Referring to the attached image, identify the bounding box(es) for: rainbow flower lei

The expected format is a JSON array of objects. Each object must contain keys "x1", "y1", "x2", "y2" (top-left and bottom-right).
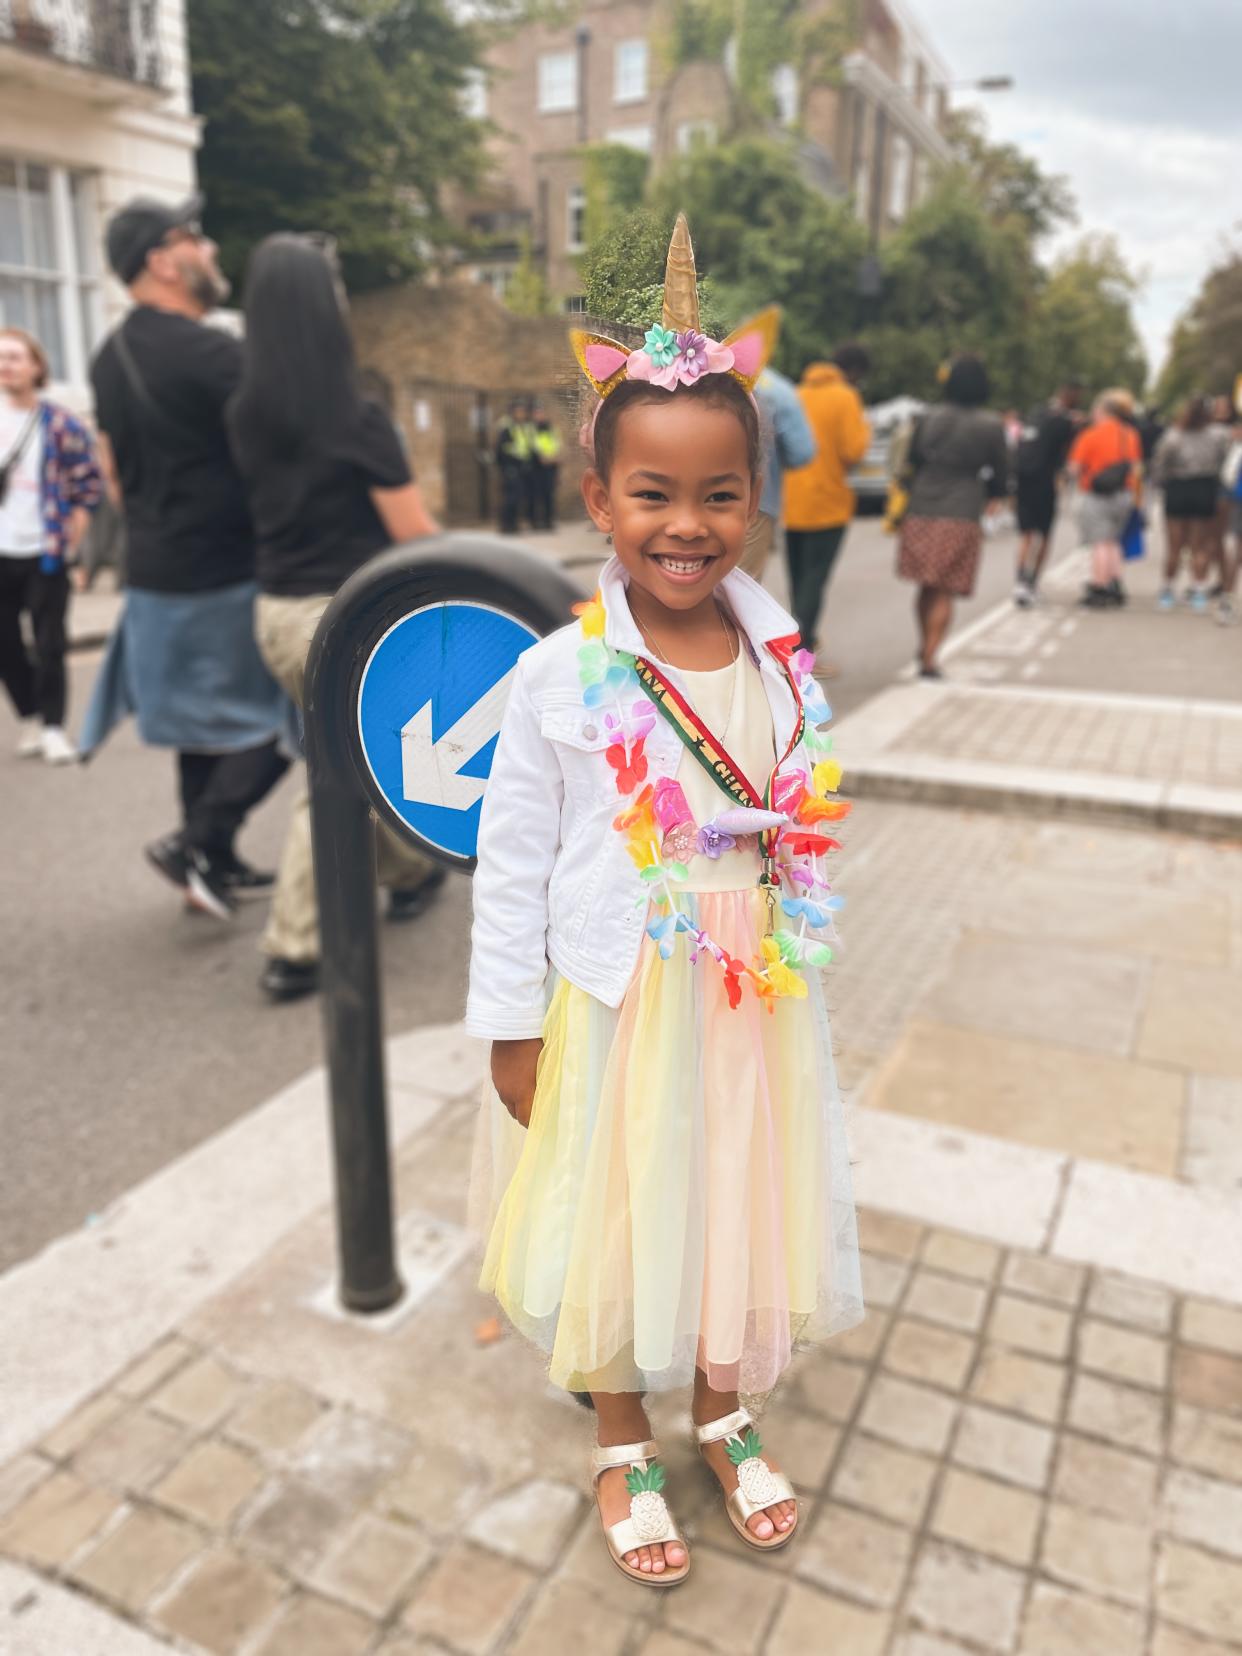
[{"x1": 572, "y1": 593, "x2": 849, "y2": 1009}]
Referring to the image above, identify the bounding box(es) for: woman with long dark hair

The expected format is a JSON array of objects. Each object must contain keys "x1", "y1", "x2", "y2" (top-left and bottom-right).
[
  {"x1": 896, "y1": 354, "x2": 1009, "y2": 678},
  {"x1": 228, "y1": 234, "x2": 442, "y2": 1002},
  {"x1": 1152, "y1": 395, "x2": 1232, "y2": 612}
]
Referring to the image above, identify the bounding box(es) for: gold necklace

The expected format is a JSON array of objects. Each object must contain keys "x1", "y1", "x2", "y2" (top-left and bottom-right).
[{"x1": 635, "y1": 600, "x2": 737, "y2": 671}]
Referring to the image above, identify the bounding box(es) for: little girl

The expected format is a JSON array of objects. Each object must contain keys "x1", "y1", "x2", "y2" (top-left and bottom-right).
[{"x1": 466, "y1": 218, "x2": 863, "y2": 1588}]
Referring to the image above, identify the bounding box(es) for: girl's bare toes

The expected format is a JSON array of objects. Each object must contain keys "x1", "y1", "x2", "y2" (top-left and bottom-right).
[
  {"x1": 651, "y1": 1545, "x2": 666, "y2": 1573},
  {"x1": 749, "y1": 1512, "x2": 775, "y2": 1539},
  {"x1": 666, "y1": 1540, "x2": 687, "y2": 1566},
  {"x1": 625, "y1": 1549, "x2": 639, "y2": 1568},
  {"x1": 637, "y1": 1545, "x2": 653, "y2": 1572}
]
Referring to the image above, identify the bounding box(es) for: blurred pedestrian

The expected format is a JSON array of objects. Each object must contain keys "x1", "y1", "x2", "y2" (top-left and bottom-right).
[
  {"x1": 81, "y1": 194, "x2": 290, "y2": 920},
  {"x1": 496, "y1": 399, "x2": 535, "y2": 534},
  {"x1": 0, "y1": 327, "x2": 101, "y2": 764},
  {"x1": 1012, "y1": 378, "x2": 1085, "y2": 607},
  {"x1": 227, "y1": 233, "x2": 445, "y2": 1002},
  {"x1": 741, "y1": 366, "x2": 816, "y2": 581},
  {"x1": 783, "y1": 344, "x2": 871, "y2": 668},
  {"x1": 530, "y1": 406, "x2": 562, "y2": 531},
  {"x1": 1151, "y1": 395, "x2": 1230, "y2": 612},
  {"x1": 897, "y1": 354, "x2": 1009, "y2": 678},
  {"x1": 1219, "y1": 425, "x2": 1242, "y2": 626},
  {"x1": 1067, "y1": 389, "x2": 1142, "y2": 610}
]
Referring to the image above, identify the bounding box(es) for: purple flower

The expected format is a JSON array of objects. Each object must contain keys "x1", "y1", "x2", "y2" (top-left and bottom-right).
[
  {"x1": 675, "y1": 330, "x2": 710, "y2": 383},
  {"x1": 697, "y1": 823, "x2": 737, "y2": 860}
]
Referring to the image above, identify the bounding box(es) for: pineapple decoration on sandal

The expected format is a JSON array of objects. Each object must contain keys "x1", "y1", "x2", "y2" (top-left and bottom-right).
[{"x1": 571, "y1": 216, "x2": 850, "y2": 1009}]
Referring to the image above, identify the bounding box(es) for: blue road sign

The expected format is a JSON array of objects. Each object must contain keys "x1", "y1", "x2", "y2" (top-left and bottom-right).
[{"x1": 357, "y1": 601, "x2": 538, "y2": 862}]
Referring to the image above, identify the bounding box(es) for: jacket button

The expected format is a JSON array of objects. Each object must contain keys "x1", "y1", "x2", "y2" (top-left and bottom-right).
[{"x1": 582, "y1": 723, "x2": 598, "y2": 741}]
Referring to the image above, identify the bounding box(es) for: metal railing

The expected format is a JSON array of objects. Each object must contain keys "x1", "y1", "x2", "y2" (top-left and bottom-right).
[{"x1": 0, "y1": 0, "x2": 164, "y2": 89}]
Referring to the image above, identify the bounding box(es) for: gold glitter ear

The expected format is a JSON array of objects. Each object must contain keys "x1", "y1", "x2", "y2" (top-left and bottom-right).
[
  {"x1": 570, "y1": 330, "x2": 633, "y2": 398},
  {"x1": 723, "y1": 306, "x2": 782, "y2": 393}
]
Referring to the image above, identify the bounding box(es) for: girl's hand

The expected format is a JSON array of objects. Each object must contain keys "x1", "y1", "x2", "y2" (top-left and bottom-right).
[{"x1": 491, "y1": 1038, "x2": 543, "y2": 1128}]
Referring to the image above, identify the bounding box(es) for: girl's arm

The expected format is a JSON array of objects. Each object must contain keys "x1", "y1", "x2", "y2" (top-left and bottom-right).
[{"x1": 465, "y1": 653, "x2": 563, "y2": 1048}]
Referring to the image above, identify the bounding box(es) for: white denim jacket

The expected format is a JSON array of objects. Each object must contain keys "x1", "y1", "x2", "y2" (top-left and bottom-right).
[{"x1": 464, "y1": 557, "x2": 810, "y2": 1040}]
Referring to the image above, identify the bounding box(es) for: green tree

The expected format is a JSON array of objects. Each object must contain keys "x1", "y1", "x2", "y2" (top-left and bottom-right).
[
  {"x1": 946, "y1": 110, "x2": 1076, "y2": 244},
  {"x1": 506, "y1": 236, "x2": 554, "y2": 316},
  {"x1": 189, "y1": 0, "x2": 487, "y2": 292},
  {"x1": 1155, "y1": 250, "x2": 1242, "y2": 408},
  {"x1": 582, "y1": 143, "x2": 650, "y2": 248},
  {"x1": 1034, "y1": 236, "x2": 1147, "y2": 400}
]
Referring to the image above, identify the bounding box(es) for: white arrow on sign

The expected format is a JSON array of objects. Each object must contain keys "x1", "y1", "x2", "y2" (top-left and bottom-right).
[{"x1": 400, "y1": 666, "x2": 517, "y2": 811}]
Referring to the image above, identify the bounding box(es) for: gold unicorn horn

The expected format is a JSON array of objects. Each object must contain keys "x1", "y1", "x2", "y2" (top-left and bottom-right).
[{"x1": 662, "y1": 213, "x2": 701, "y2": 334}]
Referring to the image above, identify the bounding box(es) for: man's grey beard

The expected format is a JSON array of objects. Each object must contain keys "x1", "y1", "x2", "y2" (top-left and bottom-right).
[{"x1": 186, "y1": 263, "x2": 231, "y2": 311}]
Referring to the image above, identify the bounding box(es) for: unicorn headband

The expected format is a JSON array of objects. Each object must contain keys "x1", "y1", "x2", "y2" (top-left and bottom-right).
[{"x1": 571, "y1": 214, "x2": 780, "y2": 400}]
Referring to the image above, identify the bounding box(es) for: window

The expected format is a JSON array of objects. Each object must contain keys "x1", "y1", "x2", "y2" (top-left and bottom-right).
[
  {"x1": 606, "y1": 126, "x2": 652, "y2": 152},
  {"x1": 888, "y1": 136, "x2": 911, "y2": 221},
  {"x1": 475, "y1": 265, "x2": 514, "y2": 302},
  {"x1": 676, "y1": 119, "x2": 717, "y2": 154},
  {"x1": 538, "y1": 51, "x2": 577, "y2": 114},
  {"x1": 564, "y1": 295, "x2": 588, "y2": 315},
  {"x1": 614, "y1": 39, "x2": 648, "y2": 104},
  {"x1": 566, "y1": 185, "x2": 587, "y2": 253},
  {"x1": 771, "y1": 63, "x2": 798, "y2": 127},
  {"x1": 461, "y1": 68, "x2": 488, "y2": 121},
  {"x1": 0, "y1": 157, "x2": 101, "y2": 387}
]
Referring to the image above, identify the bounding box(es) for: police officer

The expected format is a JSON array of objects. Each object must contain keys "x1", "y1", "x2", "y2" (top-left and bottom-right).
[
  {"x1": 495, "y1": 398, "x2": 535, "y2": 534},
  {"x1": 531, "y1": 406, "x2": 563, "y2": 532}
]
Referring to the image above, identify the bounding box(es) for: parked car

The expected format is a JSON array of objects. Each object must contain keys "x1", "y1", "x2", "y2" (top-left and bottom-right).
[{"x1": 849, "y1": 396, "x2": 925, "y2": 512}]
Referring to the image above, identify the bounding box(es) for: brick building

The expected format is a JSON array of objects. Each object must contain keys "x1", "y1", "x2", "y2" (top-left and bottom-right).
[{"x1": 462, "y1": 0, "x2": 952, "y2": 309}]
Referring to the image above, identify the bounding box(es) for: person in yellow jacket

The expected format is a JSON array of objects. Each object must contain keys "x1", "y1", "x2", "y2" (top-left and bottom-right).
[
  {"x1": 530, "y1": 406, "x2": 562, "y2": 532},
  {"x1": 783, "y1": 345, "x2": 871, "y2": 662}
]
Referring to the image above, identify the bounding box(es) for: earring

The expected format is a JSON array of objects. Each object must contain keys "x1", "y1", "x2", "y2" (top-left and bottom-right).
[{"x1": 606, "y1": 532, "x2": 614, "y2": 546}]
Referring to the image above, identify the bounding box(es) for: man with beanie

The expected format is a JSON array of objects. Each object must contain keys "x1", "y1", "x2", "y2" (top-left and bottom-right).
[{"x1": 80, "y1": 196, "x2": 290, "y2": 921}]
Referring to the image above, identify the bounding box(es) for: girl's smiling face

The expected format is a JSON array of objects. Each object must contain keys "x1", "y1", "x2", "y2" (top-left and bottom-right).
[{"x1": 582, "y1": 393, "x2": 761, "y2": 613}]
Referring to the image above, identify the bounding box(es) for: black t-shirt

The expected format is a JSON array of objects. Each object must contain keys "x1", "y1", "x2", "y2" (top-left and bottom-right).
[
  {"x1": 1017, "y1": 405, "x2": 1078, "y2": 490},
  {"x1": 228, "y1": 400, "x2": 411, "y2": 598},
  {"x1": 90, "y1": 308, "x2": 255, "y2": 593}
]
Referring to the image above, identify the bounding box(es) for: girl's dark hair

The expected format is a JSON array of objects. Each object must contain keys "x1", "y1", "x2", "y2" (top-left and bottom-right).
[
  {"x1": 944, "y1": 354, "x2": 990, "y2": 409},
  {"x1": 591, "y1": 374, "x2": 762, "y2": 481},
  {"x1": 230, "y1": 233, "x2": 364, "y2": 462},
  {"x1": 1181, "y1": 395, "x2": 1211, "y2": 433}
]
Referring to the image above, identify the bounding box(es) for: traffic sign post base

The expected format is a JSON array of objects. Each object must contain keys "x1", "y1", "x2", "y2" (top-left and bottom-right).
[{"x1": 303, "y1": 535, "x2": 582, "y2": 1313}]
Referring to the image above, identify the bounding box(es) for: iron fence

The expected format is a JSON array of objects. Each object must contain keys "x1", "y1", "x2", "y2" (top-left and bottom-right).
[{"x1": 0, "y1": 0, "x2": 163, "y2": 88}]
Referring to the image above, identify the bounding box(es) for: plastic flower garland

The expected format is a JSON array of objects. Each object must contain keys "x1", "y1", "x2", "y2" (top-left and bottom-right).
[{"x1": 571, "y1": 594, "x2": 848, "y2": 1009}]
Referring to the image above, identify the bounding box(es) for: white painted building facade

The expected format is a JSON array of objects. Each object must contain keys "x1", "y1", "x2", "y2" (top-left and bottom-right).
[{"x1": 0, "y1": 0, "x2": 199, "y2": 402}]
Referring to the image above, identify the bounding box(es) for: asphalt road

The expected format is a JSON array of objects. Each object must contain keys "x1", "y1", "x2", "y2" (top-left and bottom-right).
[{"x1": 0, "y1": 515, "x2": 1020, "y2": 1271}]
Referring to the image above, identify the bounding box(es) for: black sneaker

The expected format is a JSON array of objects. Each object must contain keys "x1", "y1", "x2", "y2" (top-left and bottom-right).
[
  {"x1": 1106, "y1": 579, "x2": 1127, "y2": 607},
  {"x1": 260, "y1": 956, "x2": 321, "y2": 1002},
  {"x1": 387, "y1": 868, "x2": 447, "y2": 923},
  {"x1": 213, "y1": 850, "x2": 277, "y2": 897},
  {"x1": 145, "y1": 834, "x2": 190, "y2": 892},
  {"x1": 185, "y1": 848, "x2": 237, "y2": 922}
]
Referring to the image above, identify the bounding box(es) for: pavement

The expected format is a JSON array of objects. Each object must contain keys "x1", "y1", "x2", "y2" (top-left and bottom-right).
[{"x1": 4, "y1": 512, "x2": 1242, "y2": 1654}]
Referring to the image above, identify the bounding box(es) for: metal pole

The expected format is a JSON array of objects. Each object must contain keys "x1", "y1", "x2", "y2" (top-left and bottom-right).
[{"x1": 305, "y1": 606, "x2": 403, "y2": 1313}]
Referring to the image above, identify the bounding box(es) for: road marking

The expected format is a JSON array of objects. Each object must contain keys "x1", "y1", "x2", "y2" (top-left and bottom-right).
[{"x1": 897, "y1": 547, "x2": 1082, "y2": 681}]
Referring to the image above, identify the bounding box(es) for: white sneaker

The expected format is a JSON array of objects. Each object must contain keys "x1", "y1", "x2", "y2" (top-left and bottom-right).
[
  {"x1": 17, "y1": 719, "x2": 42, "y2": 757},
  {"x1": 1217, "y1": 598, "x2": 1236, "y2": 626},
  {"x1": 1013, "y1": 581, "x2": 1034, "y2": 608},
  {"x1": 40, "y1": 726, "x2": 77, "y2": 765}
]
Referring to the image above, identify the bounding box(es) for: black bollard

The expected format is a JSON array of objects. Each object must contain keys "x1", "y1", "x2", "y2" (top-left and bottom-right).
[{"x1": 304, "y1": 534, "x2": 583, "y2": 1312}]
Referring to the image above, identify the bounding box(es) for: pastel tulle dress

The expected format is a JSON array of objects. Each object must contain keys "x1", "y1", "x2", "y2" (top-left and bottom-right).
[{"x1": 468, "y1": 643, "x2": 863, "y2": 1400}]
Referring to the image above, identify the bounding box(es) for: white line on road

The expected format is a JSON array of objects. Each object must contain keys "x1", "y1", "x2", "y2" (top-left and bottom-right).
[{"x1": 897, "y1": 547, "x2": 1082, "y2": 681}]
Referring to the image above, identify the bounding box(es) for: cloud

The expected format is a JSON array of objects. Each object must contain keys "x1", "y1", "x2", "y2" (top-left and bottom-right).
[{"x1": 915, "y1": 0, "x2": 1241, "y2": 376}]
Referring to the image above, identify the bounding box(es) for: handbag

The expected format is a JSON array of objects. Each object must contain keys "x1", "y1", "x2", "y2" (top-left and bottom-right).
[
  {"x1": 1121, "y1": 507, "x2": 1146, "y2": 561},
  {"x1": 0, "y1": 407, "x2": 39, "y2": 507},
  {"x1": 1091, "y1": 459, "x2": 1132, "y2": 497}
]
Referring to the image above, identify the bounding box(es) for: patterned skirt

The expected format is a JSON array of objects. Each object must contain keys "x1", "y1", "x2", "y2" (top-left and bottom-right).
[{"x1": 897, "y1": 516, "x2": 984, "y2": 598}]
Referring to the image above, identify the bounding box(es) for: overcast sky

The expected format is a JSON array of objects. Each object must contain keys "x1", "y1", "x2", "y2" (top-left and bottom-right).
[{"x1": 915, "y1": 0, "x2": 1241, "y2": 378}]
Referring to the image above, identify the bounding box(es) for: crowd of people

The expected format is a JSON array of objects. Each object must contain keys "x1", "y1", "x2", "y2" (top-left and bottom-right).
[{"x1": 2, "y1": 193, "x2": 446, "y2": 1002}]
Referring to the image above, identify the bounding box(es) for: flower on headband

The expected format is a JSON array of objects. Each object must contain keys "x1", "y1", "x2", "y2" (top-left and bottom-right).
[
  {"x1": 676, "y1": 330, "x2": 710, "y2": 382},
  {"x1": 643, "y1": 324, "x2": 678, "y2": 367}
]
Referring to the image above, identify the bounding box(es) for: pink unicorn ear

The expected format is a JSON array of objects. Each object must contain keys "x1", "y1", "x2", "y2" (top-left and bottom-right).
[
  {"x1": 571, "y1": 330, "x2": 633, "y2": 397},
  {"x1": 722, "y1": 307, "x2": 781, "y2": 393}
]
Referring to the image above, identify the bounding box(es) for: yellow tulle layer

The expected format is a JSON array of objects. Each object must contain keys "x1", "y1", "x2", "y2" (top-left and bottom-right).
[{"x1": 469, "y1": 891, "x2": 864, "y2": 1396}]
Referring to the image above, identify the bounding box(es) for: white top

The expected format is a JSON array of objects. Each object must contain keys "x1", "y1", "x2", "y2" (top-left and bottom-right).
[
  {"x1": 0, "y1": 402, "x2": 44, "y2": 557},
  {"x1": 677, "y1": 648, "x2": 776, "y2": 893}
]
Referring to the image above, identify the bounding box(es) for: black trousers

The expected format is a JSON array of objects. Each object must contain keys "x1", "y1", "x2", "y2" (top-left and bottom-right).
[
  {"x1": 532, "y1": 464, "x2": 559, "y2": 531},
  {"x1": 177, "y1": 738, "x2": 289, "y2": 858},
  {"x1": 498, "y1": 463, "x2": 528, "y2": 534},
  {"x1": 785, "y1": 526, "x2": 847, "y2": 650},
  {"x1": 0, "y1": 555, "x2": 69, "y2": 726}
]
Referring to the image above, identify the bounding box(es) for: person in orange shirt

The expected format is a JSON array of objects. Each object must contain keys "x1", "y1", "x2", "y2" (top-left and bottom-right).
[
  {"x1": 1067, "y1": 389, "x2": 1142, "y2": 609},
  {"x1": 782, "y1": 346, "x2": 871, "y2": 666}
]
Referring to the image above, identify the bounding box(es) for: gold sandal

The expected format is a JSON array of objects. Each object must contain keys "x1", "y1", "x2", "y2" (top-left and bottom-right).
[
  {"x1": 695, "y1": 1407, "x2": 799, "y2": 1552},
  {"x1": 589, "y1": 1438, "x2": 691, "y2": 1588}
]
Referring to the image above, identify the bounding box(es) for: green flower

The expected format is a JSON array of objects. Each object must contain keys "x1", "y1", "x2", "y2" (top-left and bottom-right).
[{"x1": 643, "y1": 324, "x2": 678, "y2": 367}]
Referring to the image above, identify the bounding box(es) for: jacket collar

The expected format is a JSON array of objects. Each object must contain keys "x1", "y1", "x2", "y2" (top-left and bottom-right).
[{"x1": 597, "y1": 556, "x2": 801, "y2": 668}]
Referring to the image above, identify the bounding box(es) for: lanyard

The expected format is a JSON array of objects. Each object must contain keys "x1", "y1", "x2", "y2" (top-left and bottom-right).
[{"x1": 632, "y1": 649, "x2": 806, "y2": 905}]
